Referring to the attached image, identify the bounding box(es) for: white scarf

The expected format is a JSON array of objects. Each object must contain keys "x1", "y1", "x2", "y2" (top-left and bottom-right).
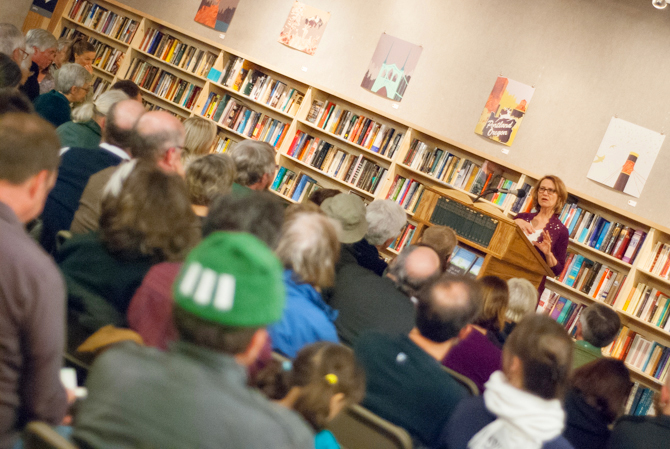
[{"x1": 468, "y1": 371, "x2": 565, "y2": 449}]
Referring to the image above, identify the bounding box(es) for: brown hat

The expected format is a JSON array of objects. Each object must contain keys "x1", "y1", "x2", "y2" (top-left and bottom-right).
[{"x1": 320, "y1": 194, "x2": 368, "y2": 244}]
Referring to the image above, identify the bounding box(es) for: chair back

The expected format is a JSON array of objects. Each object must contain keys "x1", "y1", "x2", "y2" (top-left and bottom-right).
[
  {"x1": 23, "y1": 422, "x2": 77, "y2": 449},
  {"x1": 441, "y1": 365, "x2": 480, "y2": 396},
  {"x1": 327, "y1": 404, "x2": 413, "y2": 449}
]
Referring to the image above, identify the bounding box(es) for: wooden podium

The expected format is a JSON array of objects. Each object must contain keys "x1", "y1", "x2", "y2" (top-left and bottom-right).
[{"x1": 411, "y1": 185, "x2": 553, "y2": 288}]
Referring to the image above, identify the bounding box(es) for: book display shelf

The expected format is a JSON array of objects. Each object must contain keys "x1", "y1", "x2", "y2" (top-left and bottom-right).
[{"x1": 53, "y1": 0, "x2": 670, "y2": 398}]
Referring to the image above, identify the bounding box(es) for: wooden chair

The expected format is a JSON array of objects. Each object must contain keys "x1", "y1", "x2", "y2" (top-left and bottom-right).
[
  {"x1": 23, "y1": 422, "x2": 77, "y2": 449},
  {"x1": 327, "y1": 404, "x2": 413, "y2": 449},
  {"x1": 441, "y1": 366, "x2": 480, "y2": 396}
]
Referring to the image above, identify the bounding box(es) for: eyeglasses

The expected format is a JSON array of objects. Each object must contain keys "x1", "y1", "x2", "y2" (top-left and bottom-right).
[
  {"x1": 18, "y1": 48, "x2": 30, "y2": 61},
  {"x1": 79, "y1": 85, "x2": 91, "y2": 93},
  {"x1": 538, "y1": 187, "x2": 557, "y2": 194}
]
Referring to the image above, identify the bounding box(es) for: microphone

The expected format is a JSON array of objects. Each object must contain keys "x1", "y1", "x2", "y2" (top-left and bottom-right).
[{"x1": 492, "y1": 188, "x2": 527, "y2": 198}]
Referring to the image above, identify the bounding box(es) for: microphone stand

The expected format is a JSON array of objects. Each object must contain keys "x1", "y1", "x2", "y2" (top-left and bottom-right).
[{"x1": 474, "y1": 188, "x2": 496, "y2": 204}]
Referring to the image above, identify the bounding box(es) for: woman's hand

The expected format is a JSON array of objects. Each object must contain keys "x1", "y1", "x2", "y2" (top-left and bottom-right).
[
  {"x1": 534, "y1": 230, "x2": 552, "y2": 256},
  {"x1": 514, "y1": 219, "x2": 535, "y2": 235}
]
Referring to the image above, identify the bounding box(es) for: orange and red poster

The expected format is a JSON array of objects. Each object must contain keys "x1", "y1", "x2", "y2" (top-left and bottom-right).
[{"x1": 194, "y1": 0, "x2": 239, "y2": 33}]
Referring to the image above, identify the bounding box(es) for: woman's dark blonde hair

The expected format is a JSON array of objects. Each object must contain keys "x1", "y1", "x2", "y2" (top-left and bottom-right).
[
  {"x1": 571, "y1": 358, "x2": 632, "y2": 423},
  {"x1": 185, "y1": 153, "x2": 236, "y2": 206},
  {"x1": 66, "y1": 37, "x2": 95, "y2": 63},
  {"x1": 531, "y1": 175, "x2": 568, "y2": 215},
  {"x1": 100, "y1": 162, "x2": 200, "y2": 263},
  {"x1": 475, "y1": 275, "x2": 509, "y2": 332}
]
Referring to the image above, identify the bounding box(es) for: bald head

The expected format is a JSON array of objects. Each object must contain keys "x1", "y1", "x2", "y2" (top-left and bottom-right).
[
  {"x1": 104, "y1": 99, "x2": 145, "y2": 152},
  {"x1": 131, "y1": 111, "x2": 185, "y2": 162},
  {"x1": 388, "y1": 245, "x2": 441, "y2": 296}
]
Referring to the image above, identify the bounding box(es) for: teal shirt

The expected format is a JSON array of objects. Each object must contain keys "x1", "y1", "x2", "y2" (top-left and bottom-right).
[
  {"x1": 57, "y1": 120, "x2": 102, "y2": 150},
  {"x1": 34, "y1": 90, "x2": 72, "y2": 128},
  {"x1": 573, "y1": 340, "x2": 602, "y2": 369},
  {"x1": 231, "y1": 182, "x2": 253, "y2": 196},
  {"x1": 315, "y1": 430, "x2": 340, "y2": 449}
]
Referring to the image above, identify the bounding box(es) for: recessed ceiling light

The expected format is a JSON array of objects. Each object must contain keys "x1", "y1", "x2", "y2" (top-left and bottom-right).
[{"x1": 653, "y1": 0, "x2": 667, "y2": 10}]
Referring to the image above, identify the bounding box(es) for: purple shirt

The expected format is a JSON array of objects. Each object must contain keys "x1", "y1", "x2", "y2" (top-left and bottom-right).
[
  {"x1": 443, "y1": 329, "x2": 502, "y2": 393},
  {"x1": 516, "y1": 212, "x2": 569, "y2": 277}
]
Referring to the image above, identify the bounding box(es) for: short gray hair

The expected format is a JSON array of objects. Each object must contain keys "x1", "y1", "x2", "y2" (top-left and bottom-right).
[
  {"x1": 579, "y1": 303, "x2": 621, "y2": 348},
  {"x1": 25, "y1": 29, "x2": 57, "y2": 51},
  {"x1": 71, "y1": 89, "x2": 128, "y2": 122},
  {"x1": 0, "y1": 23, "x2": 25, "y2": 56},
  {"x1": 388, "y1": 245, "x2": 441, "y2": 296},
  {"x1": 227, "y1": 140, "x2": 276, "y2": 186},
  {"x1": 55, "y1": 63, "x2": 91, "y2": 94},
  {"x1": 365, "y1": 199, "x2": 407, "y2": 246},
  {"x1": 505, "y1": 278, "x2": 538, "y2": 323}
]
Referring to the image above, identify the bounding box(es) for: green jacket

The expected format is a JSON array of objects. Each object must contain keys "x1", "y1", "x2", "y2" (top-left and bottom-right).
[
  {"x1": 57, "y1": 120, "x2": 102, "y2": 150},
  {"x1": 573, "y1": 339, "x2": 602, "y2": 369},
  {"x1": 34, "y1": 90, "x2": 71, "y2": 128}
]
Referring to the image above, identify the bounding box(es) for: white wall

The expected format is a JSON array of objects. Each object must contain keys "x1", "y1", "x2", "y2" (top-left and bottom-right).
[{"x1": 0, "y1": 0, "x2": 33, "y2": 28}]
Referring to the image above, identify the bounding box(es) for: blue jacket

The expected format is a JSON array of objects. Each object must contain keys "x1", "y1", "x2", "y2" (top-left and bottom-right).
[{"x1": 268, "y1": 270, "x2": 339, "y2": 358}]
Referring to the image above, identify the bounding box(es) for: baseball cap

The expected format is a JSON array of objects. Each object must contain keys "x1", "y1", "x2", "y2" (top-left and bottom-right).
[
  {"x1": 173, "y1": 232, "x2": 285, "y2": 327},
  {"x1": 320, "y1": 193, "x2": 368, "y2": 244}
]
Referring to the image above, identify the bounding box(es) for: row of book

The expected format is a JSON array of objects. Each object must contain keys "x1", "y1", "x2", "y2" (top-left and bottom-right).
[
  {"x1": 625, "y1": 382, "x2": 656, "y2": 416},
  {"x1": 643, "y1": 242, "x2": 670, "y2": 279},
  {"x1": 556, "y1": 251, "x2": 624, "y2": 303},
  {"x1": 286, "y1": 131, "x2": 388, "y2": 195},
  {"x1": 200, "y1": 93, "x2": 289, "y2": 148},
  {"x1": 604, "y1": 326, "x2": 670, "y2": 384},
  {"x1": 61, "y1": 28, "x2": 123, "y2": 75},
  {"x1": 558, "y1": 202, "x2": 647, "y2": 264},
  {"x1": 67, "y1": 0, "x2": 139, "y2": 44},
  {"x1": 213, "y1": 135, "x2": 234, "y2": 154},
  {"x1": 306, "y1": 100, "x2": 403, "y2": 158},
  {"x1": 386, "y1": 176, "x2": 425, "y2": 214},
  {"x1": 139, "y1": 27, "x2": 217, "y2": 78},
  {"x1": 126, "y1": 59, "x2": 201, "y2": 110},
  {"x1": 388, "y1": 223, "x2": 416, "y2": 252},
  {"x1": 537, "y1": 289, "x2": 585, "y2": 337},
  {"x1": 510, "y1": 183, "x2": 534, "y2": 214},
  {"x1": 271, "y1": 169, "x2": 319, "y2": 202},
  {"x1": 618, "y1": 283, "x2": 670, "y2": 331},
  {"x1": 91, "y1": 76, "x2": 110, "y2": 100}
]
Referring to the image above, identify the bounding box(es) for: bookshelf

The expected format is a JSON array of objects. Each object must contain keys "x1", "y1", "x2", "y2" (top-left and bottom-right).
[{"x1": 53, "y1": 0, "x2": 670, "y2": 394}]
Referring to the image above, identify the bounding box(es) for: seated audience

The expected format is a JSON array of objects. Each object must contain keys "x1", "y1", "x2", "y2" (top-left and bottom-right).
[
  {"x1": 255, "y1": 342, "x2": 366, "y2": 449},
  {"x1": 474, "y1": 275, "x2": 510, "y2": 347},
  {"x1": 38, "y1": 37, "x2": 70, "y2": 94},
  {"x1": 308, "y1": 188, "x2": 341, "y2": 206},
  {"x1": 0, "y1": 23, "x2": 27, "y2": 69},
  {"x1": 182, "y1": 116, "x2": 217, "y2": 166},
  {"x1": 564, "y1": 358, "x2": 631, "y2": 449},
  {"x1": 573, "y1": 303, "x2": 621, "y2": 368},
  {"x1": 110, "y1": 79, "x2": 142, "y2": 101},
  {"x1": 127, "y1": 192, "x2": 285, "y2": 349},
  {"x1": 20, "y1": 29, "x2": 57, "y2": 101},
  {"x1": 0, "y1": 88, "x2": 34, "y2": 115},
  {"x1": 34, "y1": 63, "x2": 91, "y2": 127},
  {"x1": 504, "y1": 277, "x2": 538, "y2": 336},
  {"x1": 65, "y1": 37, "x2": 95, "y2": 73},
  {"x1": 328, "y1": 244, "x2": 441, "y2": 346},
  {"x1": 186, "y1": 153, "x2": 236, "y2": 217},
  {"x1": 320, "y1": 193, "x2": 368, "y2": 267},
  {"x1": 72, "y1": 232, "x2": 315, "y2": 449},
  {"x1": 39, "y1": 97, "x2": 141, "y2": 254},
  {"x1": 0, "y1": 113, "x2": 67, "y2": 448},
  {"x1": 268, "y1": 212, "x2": 341, "y2": 358},
  {"x1": 57, "y1": 163, "x2": 200, "y2": 334},
  {"x1": 419, "y1": 225, "x2": 458, "y2": 271},
  {"x1": 227, "y1": 140, "x2": 277, "y2": 193},
  {"x1": 0, "y1": 53, "x2": 21, "y2": 89},
  {"x1": 57, "y1": 89, "x2": 129, "y2": 150},
  {"x1": 441, "y1": 314, "x2": 574, "y2": 449},
  {"x1": 354, "y1": 275, "x2": 481, "y2": 448}
]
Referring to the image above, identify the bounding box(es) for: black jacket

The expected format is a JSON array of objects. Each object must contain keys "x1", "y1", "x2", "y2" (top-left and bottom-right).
[
  {"x1": 19, "y1": 61, "x2": 40, "y2": 102},
  {"x1": 608, "y1": 414, "x2": 670, "y2": 449},
  {"x1": 564, "y1": 390, "x2": 611, "y2": 449}
]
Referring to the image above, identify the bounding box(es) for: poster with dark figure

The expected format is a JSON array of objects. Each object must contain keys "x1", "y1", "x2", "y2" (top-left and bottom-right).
[{"x1": 195, "y1": 0, "x2": 239, "y2": 33}]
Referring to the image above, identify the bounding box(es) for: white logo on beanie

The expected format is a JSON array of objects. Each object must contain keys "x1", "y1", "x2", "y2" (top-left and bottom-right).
[{"x1": 179, "y1": 262, "x2": 236, "y2": 311}]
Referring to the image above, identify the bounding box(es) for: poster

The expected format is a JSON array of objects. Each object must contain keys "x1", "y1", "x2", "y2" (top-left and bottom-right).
[
  {"x1": 194, "y1": 0, "x2": 239, "y2": 33},
  {"x1": 361, "y1": 33, "x2": 422, "y2": 103},
  {"x1": 474, "y1": 76, "x2": 535, "y2": 146},
  {"x1": 279, "y1": 2, "x2": 330, "y2": 56},
  {"x1": 30, "y1": 0, "x2": 57, "y2": 18},
  {"x1": 586, "y1": 117, "x2": 665, "y2": 198}
]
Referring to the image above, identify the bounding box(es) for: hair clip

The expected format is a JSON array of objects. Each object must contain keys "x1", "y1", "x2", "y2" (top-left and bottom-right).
[
  {"x1": 282, "y1": 360, "x2": 292, "y2": 371},
  {"x1": 324, "y1": 373, "x2": 338, "y2": 385}
]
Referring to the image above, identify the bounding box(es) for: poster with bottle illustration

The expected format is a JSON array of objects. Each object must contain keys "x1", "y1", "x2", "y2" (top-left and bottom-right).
[
  {"x1": 279, "y1": 2, "x2": 330, "y2": 55},
  {"x1": 474, "y1": 76, "x2": 535, "y2": 146}
]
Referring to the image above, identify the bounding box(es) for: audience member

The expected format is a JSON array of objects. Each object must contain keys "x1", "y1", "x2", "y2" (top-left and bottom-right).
[
  {"x1": 354, "y1": 275, "x2": 481, "y2": 448},
  {"x1": 564, "y1": 358, "x2": 631, "y2": 449},
  {"x1": 320, "y1": 193, "x2": 368, "y2": 267},
  {"x1": 39, "y1": 37, "x2": 70, "y2": 94},
  {"x1": 34, "y1": 63, "x2": 91, "y2": 127},
  {"x1": 128, "y1": 192, "x2": 285, "y2": 349},
  {"x1": 20, "y1": 29, "x2": 57, "y2": 101},
  {"x1": 441, "y1": 314, "x2": 574, "y2": 449},
  {"x1": 573, "y1": 303, "x2": 621, "y2": 368},
  {"x1": 255, "y1": 342, "x2": 366, "y2": 449},
  {"x1": 0, "y1": 114, "x2": 67, "y2": 448},
  {"x1": 57, "y1": 163, "x2": 200, "y2": 334},
  {"x1": 0, "y1": 88, "x2": 34, "y2": 115},
  {"x1": 227, "y1": 140, "x2": 277, "y2": 193},
  {"x1": 72, "y1": 232, "x2": 315, "y2": 449},
  {"x1": 327, "y1": 244, "x2": 441, "y2": 346},
  {"x1": 474, "y1": 275, "x2": 510, "y2": 347},
  {"x1": 0, "y1": 53, "x2": 21, "y2": 89},
  {"x1": 57, "y1": 89, "x2": 129, "y2": 150},
  {"x1": 186, "y1": 153, "x2": 236, "y2": 217},
  {"x1": 110, "y1": 79, "x2": 142, "y2": 101},
  {"x1": 268, "y1": 212, "x2": 341, "y2": 358},
  {"x1": 182, "y1": 116, "x2": 216, "y2": 166},
  {"x1": 419, "y1": 225, "x2": 458, "y2": 271},
  {"x1": 65, "y1": 38, "x2": 95, "y2": 73},
  {"x1": 39, "y1": 97, "x2": 140, "y2": 254},
  {"x1": 504, "y1": 277, "x2": 538, "y2": 336},
  {"x1": 0, "y1": 24, "x2": 27, "y2": 68},
  {"x1": 308, "y1": 188, "x2": 340, "y2": 206}
]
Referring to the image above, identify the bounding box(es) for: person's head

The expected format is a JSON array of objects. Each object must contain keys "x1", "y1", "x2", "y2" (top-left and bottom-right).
[
  {"x1": 505, "y1": 278, "x2": 538, "y2": 323},
  {"x1": 67, "y1": 38, "x2": 95, "y2": 68},
  {"x1": 577, "y1": 304, "x2": 621, "y2": 348},
  {"x1": 185, "y1": 153, "x2": 236, "y2": 207},
  {"x1": 172, "y1": 232, "x2": 285, "y2": 367},
  {"x1": 276, "y1": 212, "x2": 340, "y2": 288},
  {"x1": 103, "y1": 99, "x2": 145, "y2": 151},
  {"x1": 308, "y1": 188, "x2": 340, "y2": 206},
  {"x1": 531, "y1": 175, "x2": 568, "y2": 215},
  {"x1": 182, "y1": 116, "x2": 216, "y2": 165},
  {"x1": 414, "y1": 274, "x2": 482, "y2": 343},
  {"x1": 111, "y1": 79, "x2": 142, "y2": 102},
  {"x1": 475, "y1": 275, "x2": 509, "y2": 332},
  {"x1": 255, "y1": 343, "x2": 366, "y2": 431},
  {"x1": 503, "y1": 314, "x2": 573, "y2": 400},
  {"x1": 131, "y1": 111, "x2": 186, "y2": 175},
  {"x1": 388, "y1": 245, "x2": 442, "y2": 297},
  {"x1": 0, "y1": 113, "x2": 59, "y2": 222},
  {"x1": 227, "y1": 140, "x2": 276, "y2": 190},
  {"x1": 53, "y1": 37, "x2": 71, "y2": 68},
  {"x1": 320, "y1": 193, "x2": 368, "y2": 244},
  {"x1": 364, "y1": 199, "x2": 407, "y2": 248},
  {"x1": 55, "y1": 62, "x2": 91, "y2": 103},
  {"x1": 71, "y1": 89, "x2": 128, "y2": 125},
  {"x1": 99, "y1": 162, "x2": 200, "y2": 263},
  {"x1": 570, "y1": 358, "x2": 632, "y2": 423},
  {"x1": 419, "y1": 225, "x2": 458, "y2": 271},
  {"x1": 0, "y1": 24, "x2": 26, "y2": 66},
  {"x1": 25, "y1": 29, "x2": 57, "y2": 70},
  {"x1": 203, "y1": 192, "x2": 285, "y2": 249},
  {"x1": 0, "y1": 53, "x2": 22, "y2": 89},
  {"x1": 0, "y1": 88, "x2": 33, "y2": 115}
]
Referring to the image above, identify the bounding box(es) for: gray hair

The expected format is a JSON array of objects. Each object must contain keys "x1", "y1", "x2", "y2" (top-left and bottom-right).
[
  {"x1": 25, "y1": 29, "x2": 57, "y2": 51},
  {"x1": 505, "y1": 278, "x2": 538, "y2": 323},
  {"x1": 365, "y1": 199, "x2": 407, "y2": 246},
  {"x1": 57, "y1": 37, "x2": 71, "y2": 52},
  {"x1": 579, "y1": 303, "x2": 621, "y2": 348},
  {"x1": 388, "y1": 245, "x2": 441, "y2": 296},
  {"x1": 71, "y1": 89, "x2": 128, "y2": 123},
  {"x1": 55, "y1": 63, "x2": 91, "y2": 94},
  {"x1": 227, "y1": 140, "x2": 276, "y2": 186},
  {"x1": 0, "y1": 23, "x2": 25, "y2": 56}
]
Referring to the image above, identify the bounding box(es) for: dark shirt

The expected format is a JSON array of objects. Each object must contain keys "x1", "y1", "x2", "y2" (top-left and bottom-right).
[
  {"x1": 56, "y1": 120, "x2": 103, "y2": 150},
  {"x1": 563, "y1": 390, "x2": 611, "y2": 449},
  {"x1": 19, "y1": 61, "x2": 40, "y2": 102},
  {"x1": 354, "y1": 333, "x2": 468, "y2": 447},
  {"x1": 607, "y1": 414, "x2": 670, "y2": 449},
  {"x1": 515, "y1": 212, "x2": 569, "y2": 277},
  {"x1": 347, "y1": 238, "x2": 388, "y2": 276},
  {"x1": 443, "y1": 329, "x2": 502, "y2": 393},
  {"x1": 34, "y1": 89, "x2": 71, "y2": 128}
]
